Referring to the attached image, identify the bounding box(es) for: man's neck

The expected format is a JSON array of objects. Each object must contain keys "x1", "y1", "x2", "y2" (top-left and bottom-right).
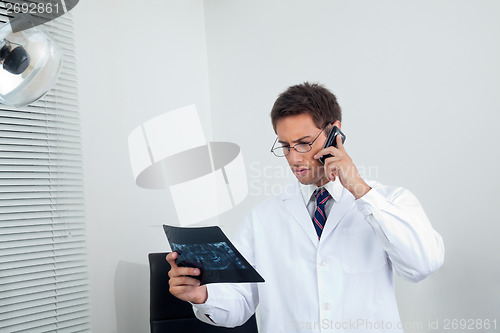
[{"x1": 315, "y1": 177, "x2": 330, "y2": 187}]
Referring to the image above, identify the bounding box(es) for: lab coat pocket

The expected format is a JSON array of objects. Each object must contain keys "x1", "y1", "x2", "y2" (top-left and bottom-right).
[{"x1": 340, "y1": 229, "x2": 387, "y2": 274}]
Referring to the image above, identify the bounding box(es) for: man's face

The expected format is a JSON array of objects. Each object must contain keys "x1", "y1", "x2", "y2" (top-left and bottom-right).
[{"x1": 275, "y1": 113, "x2": 330, "y2": 187}]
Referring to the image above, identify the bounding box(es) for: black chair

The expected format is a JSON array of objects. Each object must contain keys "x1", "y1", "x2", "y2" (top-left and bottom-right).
[{"x1": 149, "y1": 253, "x2": 259, "y2": 333}]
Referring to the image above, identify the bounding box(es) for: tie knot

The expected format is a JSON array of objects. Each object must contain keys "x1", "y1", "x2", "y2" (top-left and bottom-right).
[{"x1": 315, "y1": 188, "x2": 331, "y2": 206}]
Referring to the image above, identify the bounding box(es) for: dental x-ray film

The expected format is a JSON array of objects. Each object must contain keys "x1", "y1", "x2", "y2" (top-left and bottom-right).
[{"x1": 163, "y1": 225, "x2": 265, "y2": 285}]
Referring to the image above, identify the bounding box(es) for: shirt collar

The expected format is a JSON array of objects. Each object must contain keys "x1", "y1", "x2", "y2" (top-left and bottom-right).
[{"x1": 298, "y1": 177, "x2": 344, "y2": 205}]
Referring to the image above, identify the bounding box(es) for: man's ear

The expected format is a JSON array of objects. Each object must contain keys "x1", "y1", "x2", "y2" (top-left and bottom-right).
[{"x1": 325, "y1": 121, "x2": 342, "y2": 136}]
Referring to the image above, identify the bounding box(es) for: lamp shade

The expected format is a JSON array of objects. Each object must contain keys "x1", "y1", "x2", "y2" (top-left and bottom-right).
[{"x1": 0, "y1": 17, "x2": 63, "y2": 107}]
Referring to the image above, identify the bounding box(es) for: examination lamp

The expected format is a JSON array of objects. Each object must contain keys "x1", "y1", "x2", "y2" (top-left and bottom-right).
[{"x1": 0, "y1": 16, "x2": 63, "y2": 107}]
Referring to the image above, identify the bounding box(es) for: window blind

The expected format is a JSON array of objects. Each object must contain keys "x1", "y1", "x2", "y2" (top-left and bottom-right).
[{"x1": 0, "y1": 7, "x2": 91, "y2": 333}]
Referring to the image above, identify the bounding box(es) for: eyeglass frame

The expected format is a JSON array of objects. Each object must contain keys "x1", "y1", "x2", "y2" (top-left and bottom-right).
[{"x1": 270, "y1": 125, "x2": 329, "y2": 157}]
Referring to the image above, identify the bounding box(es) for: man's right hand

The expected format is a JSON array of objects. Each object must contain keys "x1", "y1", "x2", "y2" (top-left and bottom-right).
[{"x1": 166, "y1": 252, "x2": 208, "y2": 304}]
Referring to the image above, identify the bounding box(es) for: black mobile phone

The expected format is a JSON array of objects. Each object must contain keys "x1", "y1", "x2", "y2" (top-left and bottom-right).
[{"x1": 319, "y1": 126, "x2": 346, "y2": 165}]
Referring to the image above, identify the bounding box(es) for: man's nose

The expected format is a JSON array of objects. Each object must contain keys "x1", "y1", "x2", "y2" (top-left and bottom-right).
[{"x1": 287, "y1": 148, "x2": 303, "y2": 163}]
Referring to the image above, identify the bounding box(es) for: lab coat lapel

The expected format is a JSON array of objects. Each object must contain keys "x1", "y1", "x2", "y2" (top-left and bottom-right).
[
  {"x1": 321, "y1": 187, "x2": 355, "y2": 240},
  {"x1": 281, "y1": 182, "x2": 318, "y2": 246}
]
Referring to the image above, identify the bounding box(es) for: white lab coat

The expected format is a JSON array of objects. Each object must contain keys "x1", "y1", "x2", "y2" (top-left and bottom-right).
[{"x1": 192, "y1": 180, "x2": 444, "y2": 333}]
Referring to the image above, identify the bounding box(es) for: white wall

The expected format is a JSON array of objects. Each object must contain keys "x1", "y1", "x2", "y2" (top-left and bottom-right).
[
  {"x1": 74, "y1": 1, "x2": 211, "y2": 332},
  {"x1": 74, "y1": 0, "x2": 500, "y2": 332}
]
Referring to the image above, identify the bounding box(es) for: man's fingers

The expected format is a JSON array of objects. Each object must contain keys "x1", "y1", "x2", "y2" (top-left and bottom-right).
[
  {"x1": 166, "y1": 252, "x2": 207, "y2": 304},
  {"x1": 168, "y1": 266, "x2": 202, "y2": 280},
  {"x1": 314, "y1": 147, "x2": 336, "y2": 160},
  {"x1": 324, "y1": 156, "x2": 341, "y2": 165},
  {"x1": 169, "y1": 284, "x2": 197, "y2": 297},
  {"x1": 166, "y1": 253, "x2": 201, "y2": 275},
  {"x1": 169, "y1": 275, "x2": 201, "y2": 287},
  {"x1": 171, "y1": 267, "x2": 201, "y2": 277},
  {"x1": 336, "y1": 134, "x2": 345, "y2": 151},
  {"x1": 166, "y1": 252, "x2": 178, "y2": 268}
]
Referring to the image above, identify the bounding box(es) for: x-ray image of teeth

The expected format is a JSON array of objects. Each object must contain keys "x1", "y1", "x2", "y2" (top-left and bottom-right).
[
  {"x1": 163, "y1": 225, "x2": 264, "y2": 285},
  {"x1": 171, "y1": 242, "x2": 248, "y2": 271}
]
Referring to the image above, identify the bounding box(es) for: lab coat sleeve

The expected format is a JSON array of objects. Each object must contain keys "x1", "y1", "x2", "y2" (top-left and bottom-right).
[
  {"x1": 355, "y1": 183, "x2": 445, "y2": 282},
  {"x1": 191, "y1": 214, "x2": 259, "y2": 327},
  {"x1": 191, "y1": 283, "x2": 258, "y2": 327}
]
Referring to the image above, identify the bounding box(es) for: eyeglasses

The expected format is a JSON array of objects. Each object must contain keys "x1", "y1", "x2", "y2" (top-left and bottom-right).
[{"x1": 270, "y1": 126, "x2": 327, "y2": 157}]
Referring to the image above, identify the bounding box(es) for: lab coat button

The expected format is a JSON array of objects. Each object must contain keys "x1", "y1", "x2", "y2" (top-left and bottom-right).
[
  {"x1": 323, "y1": 303, "x2": 331, "y2": 311},
  {"x1": 319, "y1": 260, "x2": 327, "y2": 266}
]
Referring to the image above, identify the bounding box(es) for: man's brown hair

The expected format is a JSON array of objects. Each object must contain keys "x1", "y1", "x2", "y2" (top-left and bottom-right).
[{"x1": 270, "y1": 82, "x2": 342, "y2": 132}]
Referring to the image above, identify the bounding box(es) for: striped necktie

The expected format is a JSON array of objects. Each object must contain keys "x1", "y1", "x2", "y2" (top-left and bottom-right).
[{"x1": 313, "y1": 188, "x2": 331, "y2": 239}]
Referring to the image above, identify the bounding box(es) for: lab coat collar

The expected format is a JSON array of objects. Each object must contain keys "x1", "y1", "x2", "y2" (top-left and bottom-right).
[
  {"x1": 281, "y1": 179, "x2": 354, "y2": 246},
  {"x1": 297, "y1": 177, "x2": 344, "y2": 205}
]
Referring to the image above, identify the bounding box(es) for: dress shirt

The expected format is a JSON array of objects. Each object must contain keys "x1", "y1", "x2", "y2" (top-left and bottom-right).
[
  {"x1": 191, "y1": 179, "x2": 445, "y2": 333},
  {"x1": 299, "y1": 178, "x2": 344, "y2": 219}
]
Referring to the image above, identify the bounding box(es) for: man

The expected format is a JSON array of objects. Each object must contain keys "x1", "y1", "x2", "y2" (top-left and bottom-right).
[{"x1": 167, "y1": 82, "x2": 444, "y2": 332}]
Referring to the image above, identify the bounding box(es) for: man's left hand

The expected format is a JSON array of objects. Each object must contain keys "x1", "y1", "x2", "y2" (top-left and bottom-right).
[{"x1": 314, "y1": 135, "x2": 371, "y2": 199}]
